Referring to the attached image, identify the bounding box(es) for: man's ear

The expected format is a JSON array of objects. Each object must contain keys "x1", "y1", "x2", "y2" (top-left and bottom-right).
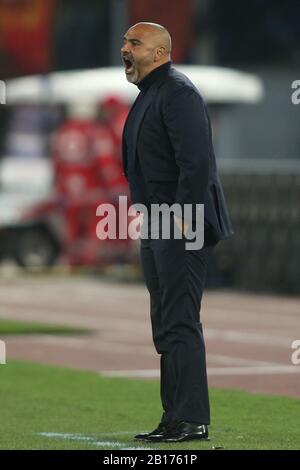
[{"x1": 154, "y1": 46, "x2": 166, "y2": 61}]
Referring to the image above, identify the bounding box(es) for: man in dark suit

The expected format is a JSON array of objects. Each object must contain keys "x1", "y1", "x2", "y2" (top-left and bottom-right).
[{"x1": 121, "y1": 22, "x2": 233, "y2": 443}]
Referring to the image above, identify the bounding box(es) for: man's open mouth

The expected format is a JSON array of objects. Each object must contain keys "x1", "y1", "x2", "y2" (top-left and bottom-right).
[{"x1": 123, "y1": 56, "x2": 135, "y2": 74}]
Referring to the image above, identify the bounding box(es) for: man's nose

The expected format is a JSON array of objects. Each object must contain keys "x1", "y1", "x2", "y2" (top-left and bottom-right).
[{"x1": 121, "y1": 43, "x2": 129, "y2": 54}]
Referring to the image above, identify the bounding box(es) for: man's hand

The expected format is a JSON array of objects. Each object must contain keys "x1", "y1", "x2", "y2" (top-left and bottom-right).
[{"x1": 174, "y1": 215, "x2": 189, "y2": 236}]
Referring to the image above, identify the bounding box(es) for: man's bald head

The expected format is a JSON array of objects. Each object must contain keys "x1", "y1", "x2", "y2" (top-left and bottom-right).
[
  {"x1": 121, "y1": 22, "x2": 172, "y2": 84},
  {"x1": 129, "y1": 22, "x2": 172, "y2": 55}
]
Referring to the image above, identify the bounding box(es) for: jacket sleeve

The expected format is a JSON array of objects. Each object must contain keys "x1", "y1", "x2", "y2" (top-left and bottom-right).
[{"x1": 162, "y1": 85, "x2": 211, "y2": 221}]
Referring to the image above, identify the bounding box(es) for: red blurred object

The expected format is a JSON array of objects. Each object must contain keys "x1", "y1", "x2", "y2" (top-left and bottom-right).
[
  {"x1": 100, "y1": 95, "x2": 130, "y2": 149},
  {"x1": 128, "y1": 0, "x2": 194, "y2": 63},
  {"x1": 0, "y1": 0, "x2": 55, "y2": 77},
  {"x1": 51, "y1": 116, "x2": 130, "y2": 266}
]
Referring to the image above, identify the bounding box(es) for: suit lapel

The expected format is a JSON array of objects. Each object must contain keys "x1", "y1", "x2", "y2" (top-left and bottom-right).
[
  {"x1": 122, "y1": 76, "x2": 165, "y2": 174},
  {"x1": 122, "y1": 92, "x2": 140, "y2": 175},
  {"x1": 130, "y1": 85, "x2": 157, "y2": 164}
]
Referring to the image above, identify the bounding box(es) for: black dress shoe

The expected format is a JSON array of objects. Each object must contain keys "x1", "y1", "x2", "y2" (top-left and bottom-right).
[
  {"x1": 159, "y1": 421, "x2": 209, "y2": 443},
  {"x1": 134, "y1": 422, "x2": 169, "y2": 441}
]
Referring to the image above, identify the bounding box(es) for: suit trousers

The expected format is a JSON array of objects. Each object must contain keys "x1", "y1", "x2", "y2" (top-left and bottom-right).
[{"x1": 140, "y1": 220, "x2": 213, "y2": 425}]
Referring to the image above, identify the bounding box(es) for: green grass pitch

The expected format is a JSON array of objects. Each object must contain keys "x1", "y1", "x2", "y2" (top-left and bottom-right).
[{"x1": 0, "y1": 361, "x2": 299, "y2": 450}]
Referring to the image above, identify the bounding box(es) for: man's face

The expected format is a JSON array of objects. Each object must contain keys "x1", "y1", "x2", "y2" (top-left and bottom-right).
[{"x1": 121, "y1": 26, "x2": 158, "y2": 84}]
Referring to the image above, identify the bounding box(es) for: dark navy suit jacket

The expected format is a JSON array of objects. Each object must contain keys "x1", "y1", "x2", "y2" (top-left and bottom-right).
[{"x1": 122, "y1": 62, "x2": 233, "y2": 244}]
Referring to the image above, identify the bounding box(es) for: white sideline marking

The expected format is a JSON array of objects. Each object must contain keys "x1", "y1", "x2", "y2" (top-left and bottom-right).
[
  {"x1": 88, "y1": 431, "x2": 140, "y2": 437},
  {"x1": 37, "y1": 432, "x2": 154, "y2": 450},
  {"x1": 38, "y1": 432, "x2": 123, "y2": 448}
]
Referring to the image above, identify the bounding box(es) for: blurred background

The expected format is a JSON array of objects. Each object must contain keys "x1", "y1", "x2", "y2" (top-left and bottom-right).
[{"x1": 0, "y1": 0, "x2": 300, "y2": 295}]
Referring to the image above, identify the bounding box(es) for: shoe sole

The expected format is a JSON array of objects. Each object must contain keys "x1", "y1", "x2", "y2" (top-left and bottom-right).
[{"x1": 134, "y1": 435, "x2": 164, "y2": 442}]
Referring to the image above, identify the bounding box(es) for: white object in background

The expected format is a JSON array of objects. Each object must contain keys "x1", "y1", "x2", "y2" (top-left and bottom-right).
[{"x1": 6, "y1": 65, "x2": 264, "y2": 105}]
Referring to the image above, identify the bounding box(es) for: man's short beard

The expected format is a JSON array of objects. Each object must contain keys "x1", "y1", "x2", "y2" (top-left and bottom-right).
[{"x1": 127, "y1": 70, "x2": 140, "y2": 84}]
